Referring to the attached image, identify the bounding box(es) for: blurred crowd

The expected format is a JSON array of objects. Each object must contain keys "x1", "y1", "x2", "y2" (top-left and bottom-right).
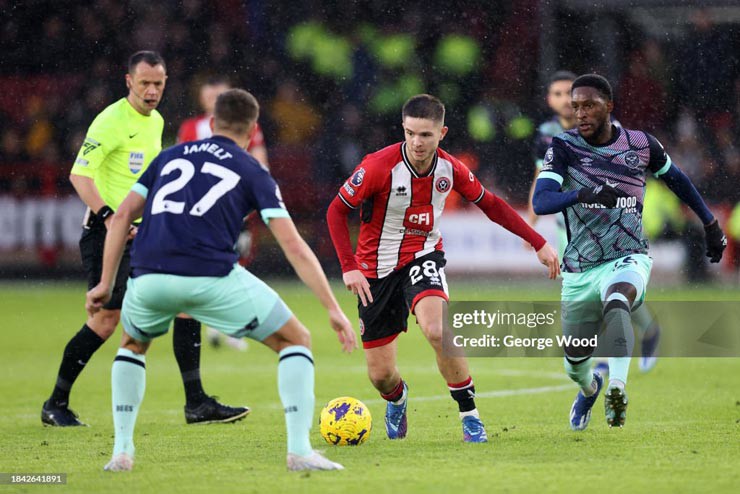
[{"x1": 1, "y1": 0, "x2": 739, "y2": 208}]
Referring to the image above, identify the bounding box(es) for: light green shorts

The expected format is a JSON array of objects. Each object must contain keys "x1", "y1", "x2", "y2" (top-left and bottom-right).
[
  {"x1": 561, "y1": 254, "x2": 653, "y2": 327},
  {"x1": 121, "y1": 265, "x2": 292, "y2": 343}
]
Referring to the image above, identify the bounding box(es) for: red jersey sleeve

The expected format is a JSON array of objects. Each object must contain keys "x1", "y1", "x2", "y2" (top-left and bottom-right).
[
  {"x1": 326, "y1": 196, "x2": 358, "y2": 272},
  {"x1": 177, "y1": 119, "x2": 197, "y2": 144},
  {"x1": 452, "y1": 159, "x2": 485, "y2": 203},
  {"x1": 336, "y1": 159, "x2": 383, "y2": 209},
  {"x1": 247, "y1": 122, "x2": 265, "y2": 151},
  {"x1": 328, "y1": 157, "x2": 382, "y2": 273},
  {"x1": 449, "y1": 154, "x2": 545, "y2": 249}
]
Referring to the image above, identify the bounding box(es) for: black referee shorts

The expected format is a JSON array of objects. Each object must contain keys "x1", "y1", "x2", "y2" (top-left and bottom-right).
[{"x1": 79, "y1": 222, "x2": 132, "y2": 311}]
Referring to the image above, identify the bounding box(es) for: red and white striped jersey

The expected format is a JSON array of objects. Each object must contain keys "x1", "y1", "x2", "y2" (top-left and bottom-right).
[
  {"x1": 337, "y1": 142, "x2": 485, "y2": 278},
  {"x1": 177, "y1": 115, "x2": 265, "y2": 152}
]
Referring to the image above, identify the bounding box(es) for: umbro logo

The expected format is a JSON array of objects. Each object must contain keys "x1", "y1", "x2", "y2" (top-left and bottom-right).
[
  {"x1": 395, "y1": 185, "x2": 408, "y2": 196},
  {"x1": 604, "y1": 179, "x2": 618, "y2": 188},
  {"x1": 580, "y1": 157, "x2": 593, "y2": 165}
]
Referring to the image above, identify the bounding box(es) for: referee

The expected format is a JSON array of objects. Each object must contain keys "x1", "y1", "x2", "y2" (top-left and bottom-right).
[{"x1": 42, "y1": 51, "x2": 248, "y2": 427}]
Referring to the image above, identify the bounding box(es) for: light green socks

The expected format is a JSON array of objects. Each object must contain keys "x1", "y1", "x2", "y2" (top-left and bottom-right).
[
  {"x1": 278, "y1": 346, "x2": 315, "y2": 457},
  {"x1": 111, "y1": 348, "x2": 146, "y2": 457}
]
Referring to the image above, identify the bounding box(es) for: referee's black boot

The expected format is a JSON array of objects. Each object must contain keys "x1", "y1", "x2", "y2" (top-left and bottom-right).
[{"x1": 41, "y1": 400, "x2": 87, "y2": 427}]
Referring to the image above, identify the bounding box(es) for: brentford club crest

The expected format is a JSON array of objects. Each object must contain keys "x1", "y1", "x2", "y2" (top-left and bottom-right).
[
  {"x1": 435, "y1": 176, "x2": 451, "y2": 193},
  {"x1": 359, "y1": 319, "x2": 365, "y2": 336}
]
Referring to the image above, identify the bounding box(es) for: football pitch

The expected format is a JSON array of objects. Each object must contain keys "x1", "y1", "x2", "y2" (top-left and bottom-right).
[{"x1": 1, "y1": 280, "x2": 739, "y2": 493}]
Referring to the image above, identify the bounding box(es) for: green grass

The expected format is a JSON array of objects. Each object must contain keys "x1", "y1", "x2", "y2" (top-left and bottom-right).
[{"x1": 1, "y1": 281, "x2": 739, "y2": 493}]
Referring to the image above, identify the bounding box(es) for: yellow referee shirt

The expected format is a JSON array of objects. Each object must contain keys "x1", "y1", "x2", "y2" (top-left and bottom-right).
[{"x1": 71, "y1": 98, "x2": 164, "y2": 214}]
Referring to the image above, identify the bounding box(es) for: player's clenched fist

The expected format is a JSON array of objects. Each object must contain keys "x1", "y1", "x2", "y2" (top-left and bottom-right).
[
  {"x1": 85, "y1": 283, "x2": 112, "y2": 318},
  {"x1": 535, "y1": 242, "x2": 561, "y2": 279},
  {"x1": 342, "y1": 269, "x2": 374, "y2": 307}
]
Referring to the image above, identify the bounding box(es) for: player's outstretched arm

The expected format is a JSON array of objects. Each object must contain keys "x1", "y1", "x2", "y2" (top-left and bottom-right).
[
  {"x1": 268, "y1": 217, "x2": 357, "y2": 352},
  {"x1": 535, "y1": 242, "x2": 561, "y2": 279},
  {"x1": 532, "y1": 178, "x2": 577, "y2": 215},
  {"x1": 659, "y1": 163, "x2": 727, "y2": 262},
  {"x1": 85, "y1": 191, "x2": 146, "y2": 317},
  {"x1": 474, "y1": 189, "x2": 560, "y2": 278},
  {"x1": 533, "y1": 178, "x2": 622, "y2": 214}
]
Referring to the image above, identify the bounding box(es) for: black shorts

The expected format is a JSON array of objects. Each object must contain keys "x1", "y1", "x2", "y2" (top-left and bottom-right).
[
  {"x1": 79, "y1": 223, "x2": 132, "y2": 310},
  {"x1": 358, "y1": 251, "x2": 448, "y2": 349}
]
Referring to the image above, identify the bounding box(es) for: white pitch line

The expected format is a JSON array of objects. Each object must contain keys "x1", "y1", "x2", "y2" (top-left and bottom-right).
[
  {"x1": 360, "y1": 383, "x2": 574, "y2": 406},
  {"x1": 14, "y1": 384, "x2": 574, "y2": 420},
  {"x1": 15, "y1": 372, "x2": 573, "y2": 419}
]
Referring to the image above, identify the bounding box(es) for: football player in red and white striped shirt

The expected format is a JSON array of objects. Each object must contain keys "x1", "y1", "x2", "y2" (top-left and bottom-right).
[{"x1": 327, "y1": 94, "x2": 559, "y2": 443}]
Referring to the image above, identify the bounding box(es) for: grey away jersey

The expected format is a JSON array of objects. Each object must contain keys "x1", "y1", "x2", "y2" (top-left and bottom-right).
[{"x1": 539, "y1": 126, "x2": 672, "y2": 272}]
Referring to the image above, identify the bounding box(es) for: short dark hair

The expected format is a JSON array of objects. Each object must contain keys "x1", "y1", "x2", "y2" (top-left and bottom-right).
[
  {"x1": 548, "y1": 70, "x2": 577, "y2": 88},
  {"x1": 213, "y1": 89, "x2": 259, "y2": 134},
  {"x1": 402, "y1": 94, "x2": 445, "y2": 123},
  {"x1": 128, "y1": 51, "x2": 166, "y2": 74},
  {"x1": 571, "y1": 74, "x2": 613, "y2": 100}
]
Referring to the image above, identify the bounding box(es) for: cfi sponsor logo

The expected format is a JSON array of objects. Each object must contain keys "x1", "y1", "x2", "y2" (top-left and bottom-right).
[
  {"x1": 435, "y1": 176, "x2": 451, "y2": 193},
  {"x1": 350, "y1": 168, "x2": 366, "y2": 187}
]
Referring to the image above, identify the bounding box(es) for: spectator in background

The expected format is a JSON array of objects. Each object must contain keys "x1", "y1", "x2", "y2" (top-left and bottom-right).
[
  {"x1": 1, "y1": 128, "x2": 28, "y2": 165},
  {"x1": 316, "y1": 103, "x2": 365, "y2": 184},
  {"x1": 617, "y1": 52, "x2": 666, "y2": 131},
  {"x1": 270, "y1": 80, "x2": 321, "y2": 145},
  {"x1": 25, "y1": 96, "x2": 56, "y2": 160},
  {"x1": 677, "y1": 9, "x2": 737, "y2": 128}
]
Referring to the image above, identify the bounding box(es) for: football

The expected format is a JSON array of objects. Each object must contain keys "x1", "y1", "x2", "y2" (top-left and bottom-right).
[{"x1": 319, "y1": 397, "x2": 372, "y2": 446}]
